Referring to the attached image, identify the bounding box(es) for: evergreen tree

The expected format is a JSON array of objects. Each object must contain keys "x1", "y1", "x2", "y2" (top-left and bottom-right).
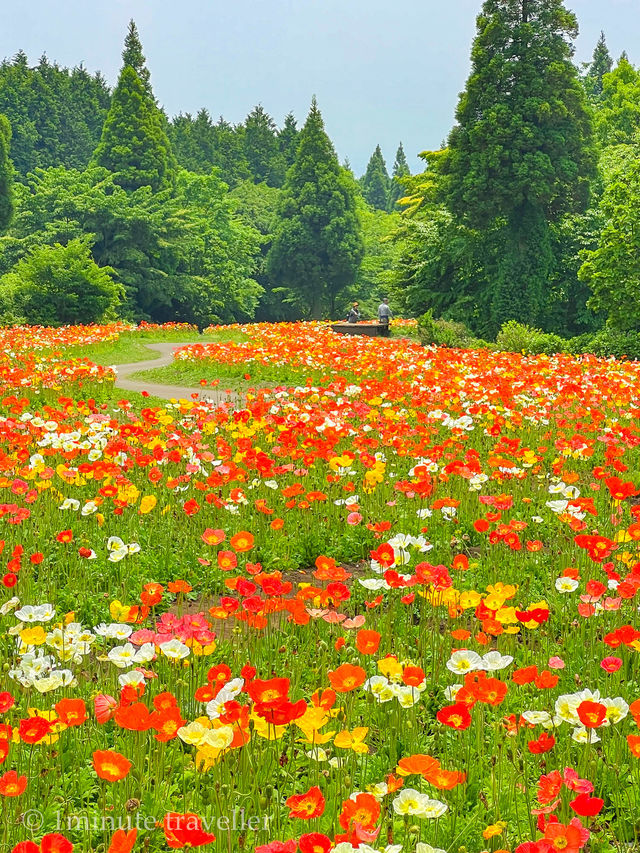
[
  {"x1": 584, "y1": 32, "x2": 613, "y2": 99},
  {"x1": 244, "y1": 105, "x2": 285, "y2": 186},
  {"x1": 0, "y1": 114, "x2": 13, "y2": 234},
  {"x1": 92, "y1": 65, "x2": 175, "y2": 192},
  {"x1": 388, "y1": 142, "x2": 411, "y2": 209},
  {"x1": 122, "y1": 20, "x2": 152, "y2": 96},
  {"x1": 267, "y1": 98, "x2": 363, "y2": 318},
  {"x1": 278, "y1": 112, "x2": 299, "y2": 169},
  {"x1": 361, "y1": 144, "x2": 390, "y2": 210},
  {"x1": 0, "y1": 52, "x2": 109, "y2": 175},
  {"x1": 442, "y1": 0, "x2": 596, "y2": 334}
]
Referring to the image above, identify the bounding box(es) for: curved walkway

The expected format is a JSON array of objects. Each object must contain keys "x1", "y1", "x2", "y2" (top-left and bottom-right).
[{"x1": 114, "y1": 341, "x2": 236, "y2": 405}]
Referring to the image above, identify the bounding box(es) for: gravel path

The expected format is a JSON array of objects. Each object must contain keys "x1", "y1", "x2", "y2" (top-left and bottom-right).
[{"x1": 113, "y1": 341, "x2": 237, "y2": 405}]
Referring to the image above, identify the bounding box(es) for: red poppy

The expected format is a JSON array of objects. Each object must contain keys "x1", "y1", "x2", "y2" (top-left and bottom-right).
[
  {"x1": 528, "y1": 732, "x2": 556, "y2": 754},
  {"x1": 298, "y1": 833, "x2": 332, "y2": 853},
  {"x1": 577, "y1": 700, "x2": 606, "y2": 729},
  {"x1": 54, "y1": 698, "x2": 87, "y2": 727},
  {"x1": 18, "y1": 716, "x2": 52, "y2": 744},
  {"x1": 40, "y1": 835, "x2": 74, "y2": 853},
  {"x1": 570, "y1": 793, "x2": 604, "y2": 817},
  {"x1": 163, "y1": 813, "x2": 216, "y2": 848},
  {"x1": 436, "y1": 703, "x2": 472, "y2": 730}
]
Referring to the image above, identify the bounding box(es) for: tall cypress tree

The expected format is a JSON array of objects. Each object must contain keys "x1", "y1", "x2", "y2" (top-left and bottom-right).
[
  {"x1": 92, "y1": 24, "x2": 175, "y2": 192},
  {"x1": 584, "y1": 32, "x2": 613, "y2": 99},
  {"x1": 361, "y1": 144, "x2": 390, "y2": 210},
  {"x1": 388, "y1": 142, "x2": 411, "y2": 209},
  {"x1": 267, "y1": 98, "x2": 363, "y2": 318},
  {"x1": 279, "y1": 112, "x2": 299, "y2": 169},
  {"x1": 122, "y1": 20, "x2": 152, "y2": 96},
  {"x1": 442, "y1": 0, "x2": 596, "y2": 334},
  {"x1": 0, "y1": 114, "x2": 13, "y2": 234},
  {"x1": 92, "y1": 65, "x2": 175, "y2": 192}
]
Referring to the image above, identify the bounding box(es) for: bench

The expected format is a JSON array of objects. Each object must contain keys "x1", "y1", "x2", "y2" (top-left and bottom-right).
[{"x1": 332, "y1": 322, "x2": 387, "y2": 337}]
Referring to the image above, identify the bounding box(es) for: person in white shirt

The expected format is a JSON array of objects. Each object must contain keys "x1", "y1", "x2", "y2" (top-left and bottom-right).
[{"x1": 377, "y1": 298, "x2": 392, "y2": 336}]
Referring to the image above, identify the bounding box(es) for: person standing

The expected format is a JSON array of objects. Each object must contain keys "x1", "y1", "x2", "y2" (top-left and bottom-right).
[
  {"x1": 377, "y1": 297, "x2": 392, "y2": 336},
  {"x1": 347, "y1": 302, "x2": 361, "y2": 323}
]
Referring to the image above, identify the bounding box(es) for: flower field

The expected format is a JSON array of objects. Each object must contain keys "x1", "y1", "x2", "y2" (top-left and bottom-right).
[{"x1": 1, "y1": 321, "x2": 640, "y2": 853}]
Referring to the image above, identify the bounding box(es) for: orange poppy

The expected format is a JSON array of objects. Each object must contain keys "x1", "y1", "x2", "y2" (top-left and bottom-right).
[
  {"x1": 327, "y1": 663, "x2": 366, "y2": 693},
  {"x1": 627, "y1": 734, "x2": 640, "y2": 758},
  {"x1": 0, "y1": 770, "x2": 27, "y2": 797},
  {"x1": 108, "y1": 828, "x2": 138, "y2": 853},
  {"x1": 93, "y1": 749, "x2": 132, "y2": 782},
  {"x1": 355, "y1": 629, "x2": 381, "y2": 655},
  {"x1": 285, "y1": 785, "x2": 325, "y2": 819},
  {"x1": 230, "y1": 531, "x2": 254, "y2": 552},
  {"x1": 396, "y1": 753, "x2": 440, "y2": 777}
]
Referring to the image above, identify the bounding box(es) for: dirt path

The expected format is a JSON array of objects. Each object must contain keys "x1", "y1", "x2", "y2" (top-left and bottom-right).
[{"x1": 114, "y1": 341, "x2": 237, "y2": 405}]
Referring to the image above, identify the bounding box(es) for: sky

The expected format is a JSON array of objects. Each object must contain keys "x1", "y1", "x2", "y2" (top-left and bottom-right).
[{"x1": 0, "y1": 0, "x2": 638, "y2": 176}]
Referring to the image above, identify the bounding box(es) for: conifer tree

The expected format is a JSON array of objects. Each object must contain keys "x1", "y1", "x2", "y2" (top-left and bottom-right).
[
  {"x1": 267, "y1": 98, "x2": 363, "y2": 318},
  {"x1": 92, "y1": 65, "x2": 175, "y2": 192},
  {"x1": 244, "y1": 105, "x2": 285, "y2": 186},
  {"x1": 361, "y1": 144, "x2": 390, "y2": 210},
  {"x1": 442, "y1": 0, "x2": 596, "y2": 333},
  {"x1": 388, "y1": 142, "x2": 411, "y2": 209},
  {"x1": 584, "y1": 32, "x2": 613, "y2": 99},
  {"x1": 92, "y1": 25, "x2": 175, "y2": 192},
  {"x1": 122, "y1": 20, "x2": 152, "y2": 96},
  {"x1": 0, "y1": 114, "x2": 13, "y2": 234},
  {"x1": 278, "y1": 112, "x2": 299, "y2": 169}
]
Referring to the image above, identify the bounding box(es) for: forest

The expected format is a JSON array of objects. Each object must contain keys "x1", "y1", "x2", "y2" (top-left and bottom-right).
[{"x1": 0, "y1": 3, "x2": 639, "y2": 355}]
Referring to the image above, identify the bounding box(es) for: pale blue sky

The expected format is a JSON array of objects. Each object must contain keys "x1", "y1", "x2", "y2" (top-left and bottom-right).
[{"x1": 0, "y1": 0, "x2": 637, "y2": 175}]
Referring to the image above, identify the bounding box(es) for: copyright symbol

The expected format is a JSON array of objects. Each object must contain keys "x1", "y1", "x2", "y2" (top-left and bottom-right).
[{"x1": 21, "y1": 809, "x2": 44, "y2": 831}]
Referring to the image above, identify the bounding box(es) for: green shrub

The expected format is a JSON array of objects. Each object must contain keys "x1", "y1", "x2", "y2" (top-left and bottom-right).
[
  {"x1": 495, "y1": 321, "x2": 565, "y2": 355},
  {"x1": 0, "y1": 238, "x2": 122, "y2": 326},
  {"x1": 587, "y1": 328, "x2": 640, "y2": 360},
  {"x1": 417, "y1": 310, "x2": 489, "y2": 349}
]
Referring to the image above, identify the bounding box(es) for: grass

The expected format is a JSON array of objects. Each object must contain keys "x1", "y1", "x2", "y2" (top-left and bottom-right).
[{"x1": 130, "y1": 358, "x2": 345, "y2": 390}]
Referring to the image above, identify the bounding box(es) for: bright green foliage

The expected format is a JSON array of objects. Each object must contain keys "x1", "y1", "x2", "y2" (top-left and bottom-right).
[
  {"x1": 441, "y1": 0, "x2": 596, "y2": 333},
  {"x1": 0, "y1": 52, "x2": 110, "y2": 175},
  {"x1": 267, "y1": 99, "x2": 363, "y2": 318},
  {"x1": 122, "y1": 20, "x2": 152, "y2": 96},
  {"x1": 0, "y1": 166, "x2": 260, "y2": 326},
  {"x1": 244, "y1": 105, "x2": 286, "y2": 187},
  {"x1": 361, "y1": 144, "x2": 391, "y2": 210},
  {"x1": 595, "y1": 58, "x2": 640, "y2": 147},
  {"x1": 583, "y1": 32, "x2": 613, "y2": 100},
  {"x1": 0, "y1": 114, "x2": 13, "y2": 234},
  {"x1": 278, "y1": 112, "x2": 299, "y2": 170},
  {"x1": 346, "y1": 199, "x2": 404, "y2": 317},
  {"x1": 388, "y1": 142, "x2": 411, "y2": 210},
  {"x1": 230, "y1": 180, "x2": 289, "y2": 320},
  {"x1": 0, "y1": 238, "x2": 121, "y2": 325},
  {"x1": 579, "y1": 142, "x2": 640, "y2": 330},
  {"x1": 92, "y1": 66, "x2": 176, "y2": 193}
]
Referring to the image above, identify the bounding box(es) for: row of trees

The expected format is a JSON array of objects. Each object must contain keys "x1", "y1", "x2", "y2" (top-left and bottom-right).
[
  {"x1": 0, "y1": 23, "x2": 403, "y2": 326},
  {"x1": 391, "y1": 1, "x2": 640, "y2": 339}
]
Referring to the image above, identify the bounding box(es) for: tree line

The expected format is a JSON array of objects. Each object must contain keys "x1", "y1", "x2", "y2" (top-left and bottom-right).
[
  {"x1": 1, "y1": 4, "x2": 640, "y2": 344},
  {"x1": 0, "y1": 22, "x2": 406, "y2": 327}
]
